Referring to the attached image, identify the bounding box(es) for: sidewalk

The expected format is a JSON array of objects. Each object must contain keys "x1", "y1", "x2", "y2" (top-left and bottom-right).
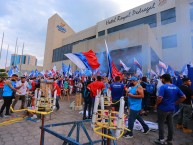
[{"x1": 0, "y1": 98, "x2": 192, "y2": 145}]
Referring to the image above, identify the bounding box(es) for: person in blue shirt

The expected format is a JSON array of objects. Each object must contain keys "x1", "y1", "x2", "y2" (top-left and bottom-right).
[
  {"x1": 0, "y1": 74, "x2": 20, "y2": 117},
  {"x1": 109, "y1": 76, "x2": 126, "y2": 111},
  {"x1": 123, "y1": 76, "x2": 150, "y2": 139},
  {"x1": 154, "y1": 74, "x2": 186, "y2": 145}
]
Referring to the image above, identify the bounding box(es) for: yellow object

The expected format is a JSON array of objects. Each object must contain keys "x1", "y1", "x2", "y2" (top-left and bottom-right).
[
  {"x1": 183, "y1": 128, "x2": 192, "y2": 133},
  {"x1": 92, "y1": 109, "x2": 130, "y2": 140},
  {"x1": 176, "y1": 124, "x2": 183, "y2": 129},
  {"x1": 10, "y1": 106, "x2": 52, "y2": 115},
  {"x1": 0, "y1": 116, "x2": 26, "y2": 126}
]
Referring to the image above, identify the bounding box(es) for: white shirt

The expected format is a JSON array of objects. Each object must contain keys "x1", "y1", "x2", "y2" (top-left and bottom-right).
[{"x1": 16, "y1": 81, "x2": 29, "y2": 95}]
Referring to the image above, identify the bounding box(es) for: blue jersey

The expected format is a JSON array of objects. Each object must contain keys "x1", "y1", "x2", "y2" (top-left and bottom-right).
[
  {"x1": 128, "y1": 84, "x2": 142, "y2": 111},
  {"x1": 3, "y1": 81, "x2": 16, "y2": 97},
  {"x1": 158, "y1": 84, "x2": 184, "y2": 112},
  {"x1": 110, "y1": 82, "x2": 124, "y2": 100}
]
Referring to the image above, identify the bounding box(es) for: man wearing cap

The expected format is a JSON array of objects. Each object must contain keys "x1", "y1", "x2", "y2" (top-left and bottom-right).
[
  {"x1": 177, "y1": 77, "x2": 193, "y2": 133},
  {"x1": 154, "y1": 74, "x2": 186, "y2": 145},
  {"x1": 123, "y1": 76, "x2": 150, "y2": 139},
  {"x1": 0, "y1": 74, "x2": 19, "y2": 117},
  {"x1": 12, "y1": 75, "x2": 29, "y2": 109}
]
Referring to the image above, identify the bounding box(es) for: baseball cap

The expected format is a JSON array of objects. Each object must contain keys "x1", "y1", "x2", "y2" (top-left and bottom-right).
[
  {"x1": 128, "y1": 76, "x2": 138, "y2": 81},
  {"x1": 20, "y1": 75, "x2": 26, "y2": 78}
]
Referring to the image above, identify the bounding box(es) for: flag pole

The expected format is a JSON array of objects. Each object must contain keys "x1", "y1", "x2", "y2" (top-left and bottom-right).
[
  {"x1": 14, "y1": 38, "x2": 18, "y2": 66},
  {"x1": 5, "y1": 44, "x2": 9, "y2": 69},
  {"x1": 20, "y1": 43, "x2": 24, "y2": 72},
  {"x1": 104, "y1": 40, "x2": 111, "y2": 79},
  {"x1": 0, "y1": 32, "x2": 4, "y2": 61}
]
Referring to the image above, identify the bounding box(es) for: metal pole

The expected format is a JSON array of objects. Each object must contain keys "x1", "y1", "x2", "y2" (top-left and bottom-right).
[
  {"x1": 20, "y1": 43, "x2": 24, "y2": 72},
  {"x1": 0, "y1": 32, "x2": 4, "y2": 61},
  {"x1": 5, "y1": 45, "x2": 9, "y2": 69},
  {"x1": 40, "y1": 115, "x2": 45, "y2": 145},
  {"x1": 14, "y1": 38, "x2": 18, "y2": 66}
]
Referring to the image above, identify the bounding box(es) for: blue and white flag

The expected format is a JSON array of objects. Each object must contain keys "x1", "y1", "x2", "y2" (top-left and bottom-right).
[
  {"x1": 136, "y1": 68, "x2": 143, "y2": 78},
  {"x1": 8, "y1": 67, "x2": 14, "y2": 77},
  {"x1": 68, "y1": 64, "x2": 72, "y2": 76}
]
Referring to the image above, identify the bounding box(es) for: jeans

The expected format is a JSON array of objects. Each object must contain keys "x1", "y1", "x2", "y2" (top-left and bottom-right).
[
  {"x1": 177, "y1": 103, "x2": 192, "y2": 128},
  {"x1": 12, "y1": 95, "x2": 26, "y2": 109},
  {"x1": 0, "y1": 96, "x2": 13, "y2": 115},
  {"x1": 88, "y1": 98, "x2": 95, "y2": 118},
  {"x1": 157, "y1": 110, "x2": 174, "y2": 141},
  {"x1": 56, "y1": 96, "x2": 60, "y2": 109},
  {"x1": 128, "y1": 109, "x2": 149, "y2": 136},
  {"x1": 83, "y1": 97, "x2": 92, "y2": 118}
]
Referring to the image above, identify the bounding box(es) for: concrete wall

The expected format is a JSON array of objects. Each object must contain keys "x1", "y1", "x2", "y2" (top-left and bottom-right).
[{"x1": 43, "y1": 14, "x2": 75, "y2": 70}]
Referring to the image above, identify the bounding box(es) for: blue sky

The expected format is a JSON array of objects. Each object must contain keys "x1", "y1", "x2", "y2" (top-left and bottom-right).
[{"x1": 0, "y1": 0, "x2": 152, "y2": 68}]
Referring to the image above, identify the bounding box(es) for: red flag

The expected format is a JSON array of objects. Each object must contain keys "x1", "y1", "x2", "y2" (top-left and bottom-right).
[
  {"x1": 82, "y1": 50, "x2": 100, "y2": 69},
  {"x1": 112, "y1": 62, "x2": 122, "y2": 79}
]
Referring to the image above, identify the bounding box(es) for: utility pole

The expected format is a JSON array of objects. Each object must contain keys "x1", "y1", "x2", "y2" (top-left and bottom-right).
[
  {"x1": 0, "y1": 32, "x2": 4, "y2": 61},
  {"x1": 14, "y1": 38, "x2": 18, "y2": 66},
  {"x1": 20, "y1": 43, "x2": 24, "y2": 72},
  {"x1": 5, "y1": 45, "x2": 9, "y2": 69}
]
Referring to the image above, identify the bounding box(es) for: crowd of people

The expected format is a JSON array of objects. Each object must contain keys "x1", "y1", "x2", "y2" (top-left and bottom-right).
[{"x1": 0, "y1": 73, "x2": 192, "y2": 145}]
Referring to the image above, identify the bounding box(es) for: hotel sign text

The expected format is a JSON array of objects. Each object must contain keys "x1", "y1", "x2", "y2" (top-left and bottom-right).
[{"x1": 106, "y1": 2, "x2": 156, "y2": 25}]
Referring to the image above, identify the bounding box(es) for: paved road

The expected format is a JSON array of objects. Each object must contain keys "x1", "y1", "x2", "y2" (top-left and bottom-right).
[{"x1": 0, "y1": 97, "x2": 192, "y2": 145}]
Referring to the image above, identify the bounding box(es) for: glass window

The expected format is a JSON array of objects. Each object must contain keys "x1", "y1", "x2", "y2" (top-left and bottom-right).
[
  {"x1": 161, "y1": 8, "x2": 176, "y2": 25},
  {"x1": 98, "y1": 30, "x2": 105, "y2": 37},
  {"x1": 107, "y1": 14, "x2": 157, "y2": 34},
  {"x1": 22, "y1": 56, "x2": 26, "y2": 64},
  {"x1": 144, "y1": 14, "x2": 157, "y2": 28},
  {"x1": 162, "y1": 35, "x2": 177, "y2": 49},
  {"x1": 190, "y1": 8, "x2": 193, "y2": 21},
  {"x1": 52, "y1": 44, "x2": 73, "y2": 62}
]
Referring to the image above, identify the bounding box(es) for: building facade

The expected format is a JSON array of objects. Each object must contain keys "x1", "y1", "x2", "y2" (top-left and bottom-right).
[
  {"x1": 10, "y1": 54, "x2": 37, "y2": 66},
  {"x1": 44, "y1": 0, "x2": 193, "y2": 73}
]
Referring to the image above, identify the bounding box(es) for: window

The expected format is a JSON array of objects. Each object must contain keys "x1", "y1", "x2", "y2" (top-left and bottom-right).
[
  {"x1": 52, "y1": 44, "x2": 73, "y2": 62},
  {"x1": 28, "y1": 56, "x2": 30, "y2": 64},
  {"x1": 190, "y1": 8, "x2": 193, "y2": 21},
  {"x1": 22, "y1": 56, "x2": 26, "y2": 64},
  {"x1": 107, "y1": 14, "x2": 157, "y2": 34},
  {"x1": 191, "y1": 36, "x2": 193, "y2": 48},
  {"x1": 52, "y1": 35, "x2": 96, "y2": 62},
  {"x1": 162, "y1": 35, "x2": 177, "y2": 49},
  {"x1": 161, "y1": 8, "x2": 176, "y2": 25},
  {"x1": 98, "y1": 30, "x2": 105, "y2": 37}
]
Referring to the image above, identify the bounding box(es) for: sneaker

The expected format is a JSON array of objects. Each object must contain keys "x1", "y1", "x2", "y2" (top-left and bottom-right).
[
  {"x1": 176, "y1": 124, "x2": 183, "y2": 129},
  {"x1": 183, "y1": 128, "x2": 192, "y2": 133},
  {"x1": 123, "y1": 132, "x2": 133, "y2": 139},
  {"x1": 154, "y1": 139, "x2": 166, "y2": 145},
  {"x1": 31, "y1": 114, "x2": 37, "y2": 119},
  {"x1": 143, "y1": 128, "x2": 150, "y2": 134},
  {"x1": 4, "y1": 114, "x2": 11, "y2": 118}
]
